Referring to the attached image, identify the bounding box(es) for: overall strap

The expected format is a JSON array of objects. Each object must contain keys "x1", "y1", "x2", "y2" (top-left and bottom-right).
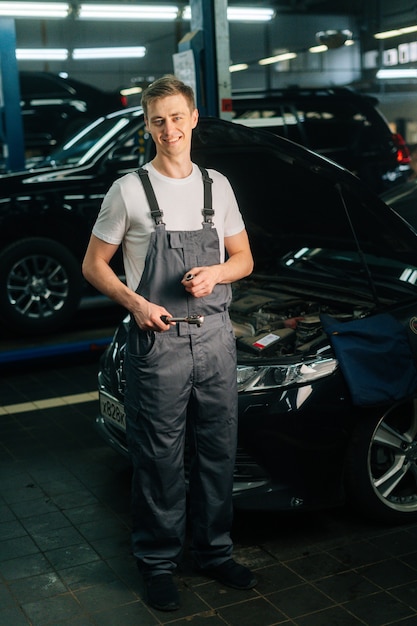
[
  {"x1": 137, "y1": 168, "x2": 165, "y2": 225},
  {"x1": 198, "y1": 166, "x2": 215, "y2": 224},
  {"x1": 138, "y1": 166, "x2": 214, "y2": 226}
]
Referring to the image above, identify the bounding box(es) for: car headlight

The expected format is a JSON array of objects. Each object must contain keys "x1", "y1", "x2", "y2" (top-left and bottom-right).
[{"x1": 237, "y1": 357, "x2": 338, "y2": 392}]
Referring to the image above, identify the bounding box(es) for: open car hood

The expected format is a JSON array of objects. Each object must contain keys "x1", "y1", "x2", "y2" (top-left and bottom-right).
[{"x1": 191, "y1": 119, "x2": 417, "y2": 305}]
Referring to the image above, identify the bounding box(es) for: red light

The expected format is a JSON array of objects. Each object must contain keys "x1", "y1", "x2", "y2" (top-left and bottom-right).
[{"x1": 392, "y1": 132, "x2": 411, "y2": 164}]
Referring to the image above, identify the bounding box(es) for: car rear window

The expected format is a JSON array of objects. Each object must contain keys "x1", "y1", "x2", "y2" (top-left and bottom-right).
[{"x1": 232, "y1": 99, "x2": 389, "y2": 156}]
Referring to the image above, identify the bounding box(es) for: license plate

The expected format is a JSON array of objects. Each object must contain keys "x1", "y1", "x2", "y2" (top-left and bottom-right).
[{"x1": 99, "y1": 390, "x2": 126, "y2": 431}]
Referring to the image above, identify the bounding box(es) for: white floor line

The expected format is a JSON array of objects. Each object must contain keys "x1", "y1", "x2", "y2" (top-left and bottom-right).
[{"x1": 0, "y1": 391, "x2": 99, "y2": 415}]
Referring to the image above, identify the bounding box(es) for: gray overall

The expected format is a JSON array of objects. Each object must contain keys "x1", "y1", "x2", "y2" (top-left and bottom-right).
[{"x1": 124, "y1": 166, "x2": 238, "y2": 576}]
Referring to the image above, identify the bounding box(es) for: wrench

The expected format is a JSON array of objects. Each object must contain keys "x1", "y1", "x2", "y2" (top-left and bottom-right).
[{"x1": 160, "y1": 314, "x2": 204, "y2": 326}]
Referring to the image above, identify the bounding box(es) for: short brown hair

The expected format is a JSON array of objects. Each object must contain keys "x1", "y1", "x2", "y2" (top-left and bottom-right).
[{"x1": 141, "y1": 75, "x2": 196, "y2": 119}]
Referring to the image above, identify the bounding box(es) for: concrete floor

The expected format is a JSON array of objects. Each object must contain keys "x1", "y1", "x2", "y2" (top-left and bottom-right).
[{"x1": 1, "y1": 350, "x2": 417, "y2": 626}]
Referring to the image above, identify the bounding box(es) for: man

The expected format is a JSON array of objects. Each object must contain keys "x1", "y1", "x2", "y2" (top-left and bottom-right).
[{"x1": 82, "y1": 75, "x2": 255, "y2": 612}]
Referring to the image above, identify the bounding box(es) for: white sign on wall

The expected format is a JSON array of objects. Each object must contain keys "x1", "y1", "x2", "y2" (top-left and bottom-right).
[
  {"x1": 364, "y1": 40, "x2": 417, "y2": 68},
  {"x1": 173, "y1": 50, "x2": 197, "y2": 95}
]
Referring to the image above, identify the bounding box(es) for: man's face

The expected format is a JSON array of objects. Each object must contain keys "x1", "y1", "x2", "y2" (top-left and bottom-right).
[{"x1": 145, "y1": 94, "x2": 198, "y2": 158}]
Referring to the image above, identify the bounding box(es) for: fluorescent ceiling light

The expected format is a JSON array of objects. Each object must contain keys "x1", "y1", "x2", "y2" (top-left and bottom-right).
[
  {"x1": 0, "y1": 2, "x2": 274, "y2": 22},
  {"x1": 375, "y1": 25, "x2": 417, "y2": 39},
  {"x1": 225, "y1": 7, "x2": 274, "y2": 21},
  {"x1": 0, "y1": 1, "x2": 69, "y2": 17},
  {"x1": 258, "y1": 52, "x2": 297, "y2": 66},
  {"x1": 72, "y1": 46, "x2": 146, "y2": 59},
  {"x1": 15, "y1": 47, "x2": 146, "y2": 60},
  {"x1": 78, "y1": 4, "x2": 178, "y2": 20},
  {"x1": 229, "y1": 63, "x2": 249, "y2": 73},
  {"x1": 120, "y1": 87, "x2": 143, "y2": 96},
  {"x1": 309, "y1": 45, "x2": 328, "y2": 53},
  {"x1": 376, "y1": 68, "x2": 417, "y2": 79},
  {"x1": 374, "y1": 30, "x2": 402, "y2": 39},
  {"x1": 183, "y1": 6, "x2": 274, "y2": 22},
  {"x1": 16, "y1": 48, "x2": 68, "y2": 60}
]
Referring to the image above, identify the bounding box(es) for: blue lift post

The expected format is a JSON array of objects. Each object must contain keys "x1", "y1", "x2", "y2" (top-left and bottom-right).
[
  {"x1": 176, "y1": 0, "x2": 232, "y2": 119},
  {"x1": 0, "y1": 17, "x2": 25, "y2": 171}
]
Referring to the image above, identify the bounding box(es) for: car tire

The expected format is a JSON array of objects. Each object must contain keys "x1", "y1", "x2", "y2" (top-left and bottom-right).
[
  {"x1": 345, "y1": 399, "x2": 417, "y2": 524},
  {"x1": 0, "y1": 237, "x2": 83, "y2": 336}
]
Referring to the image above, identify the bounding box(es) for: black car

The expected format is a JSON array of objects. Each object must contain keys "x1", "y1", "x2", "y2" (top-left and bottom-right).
[
  {"x1": 0, "y1": 107, "x2": 148, "y2": 336},
  {"x1": 231, "y1": 86, "x2": 411, "y2": 193},
  {"x1": 3, "y1": 105, "x2": 416, "y2": 522},
  {"x1": 90, "y1": 113, "x2": 417, "y2": 525},
  {"x1": 1, "y1": 71, "x2": 126, "y2": 168}
]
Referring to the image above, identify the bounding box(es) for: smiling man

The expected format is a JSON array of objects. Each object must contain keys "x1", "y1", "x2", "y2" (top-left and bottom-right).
[{"x1": 82, "y1": 75, "x2": 255, "y2": 612}]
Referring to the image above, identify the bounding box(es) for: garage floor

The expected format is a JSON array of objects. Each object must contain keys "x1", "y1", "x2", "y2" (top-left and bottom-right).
[{"x1": 2, "y1": 350, "x2": 417, "y2": 626}]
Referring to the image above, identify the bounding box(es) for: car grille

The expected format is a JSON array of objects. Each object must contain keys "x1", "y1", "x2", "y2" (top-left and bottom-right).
[{"x1": 233, "y1": 449, "x2": 269, "y2": 481}]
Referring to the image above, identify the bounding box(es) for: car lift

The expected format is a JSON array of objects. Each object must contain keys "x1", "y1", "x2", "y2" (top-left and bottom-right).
[
  {"x1": 0, "y1": 17, "x2": 25, "y2": 171},
  {"x1": 176, "y1": 0, "x2": 232, "y2": 119}
]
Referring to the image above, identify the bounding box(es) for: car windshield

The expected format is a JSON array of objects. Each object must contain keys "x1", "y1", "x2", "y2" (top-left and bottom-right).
[{"x1": 35, "y1": 109, "x2": 142, "y2": 168}]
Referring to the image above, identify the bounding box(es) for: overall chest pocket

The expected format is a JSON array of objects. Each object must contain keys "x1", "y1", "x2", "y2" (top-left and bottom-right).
[{"x1": 168, "y1": 229, "x2": 219, "y2": 268}]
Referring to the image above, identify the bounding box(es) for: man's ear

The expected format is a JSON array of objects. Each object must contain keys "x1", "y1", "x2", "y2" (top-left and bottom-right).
[{"x1": 192, "y1": 108, "x2": 199, "y2": 129}]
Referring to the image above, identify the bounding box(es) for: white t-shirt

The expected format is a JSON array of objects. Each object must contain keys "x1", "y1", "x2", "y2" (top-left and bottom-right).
[{"x1": 92, "y1": 162, "x2": 245, "y2": 290}]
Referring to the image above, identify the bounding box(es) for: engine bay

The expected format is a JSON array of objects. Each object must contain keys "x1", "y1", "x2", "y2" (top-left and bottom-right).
[{"x1": 230, "y1": 283, "x2": 371, "y2": 359}]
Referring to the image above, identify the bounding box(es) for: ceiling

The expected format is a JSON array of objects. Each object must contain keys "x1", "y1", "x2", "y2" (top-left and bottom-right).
[{"x1": 7, "y1": 0, "x2": 398, "y2": 93}]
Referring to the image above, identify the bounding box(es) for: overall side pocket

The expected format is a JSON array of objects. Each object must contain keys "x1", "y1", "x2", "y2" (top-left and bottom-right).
[{"x1": 128, "y1": 324, "x2": 156, "y2": 357}]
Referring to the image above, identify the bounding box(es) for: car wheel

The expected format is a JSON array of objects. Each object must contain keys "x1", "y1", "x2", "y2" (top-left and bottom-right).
[
  {"x1": 0, "y1": 237, "x2": 83, "y2": 335},
  {"x1": 345, "y1": 399, "x2": 417, "y2": 524}
]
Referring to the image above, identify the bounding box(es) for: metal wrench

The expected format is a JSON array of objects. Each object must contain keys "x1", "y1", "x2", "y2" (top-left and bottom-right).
[{"x1": 160, "y1": 314, "x2": 204, "y2": 326}]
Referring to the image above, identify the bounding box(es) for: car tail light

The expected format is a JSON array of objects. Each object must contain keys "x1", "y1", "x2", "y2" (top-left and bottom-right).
[{"x1": 392, "y1": 132, "x2": 411, "y2": 164}]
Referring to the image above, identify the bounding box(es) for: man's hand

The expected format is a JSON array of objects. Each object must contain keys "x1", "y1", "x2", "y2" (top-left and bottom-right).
[
  {"x1": 131, "y1": 297, "x2": 172, "y2": 332},
  {"x1": 181, "y1": 230, "x2": 253, "y2": 298},
  {"x1": 181, "y1": 266, "x2": 221, "y2": 298}
]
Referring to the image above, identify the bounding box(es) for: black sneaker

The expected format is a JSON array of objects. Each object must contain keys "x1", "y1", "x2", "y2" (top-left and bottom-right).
[
  {"x1": 145, "y1": 573, "x2": 180, "y2": 611},
  {"x1": 199, "y1": 559, "x2": 257, "y2": 590}
]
